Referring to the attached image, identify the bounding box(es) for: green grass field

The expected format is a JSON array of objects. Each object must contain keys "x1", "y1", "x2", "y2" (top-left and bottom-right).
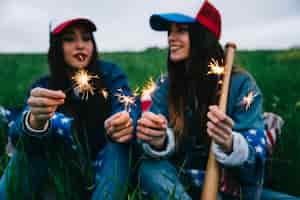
[{"x1": 0, "y1": 48, "x2": 299, "y2": 197}]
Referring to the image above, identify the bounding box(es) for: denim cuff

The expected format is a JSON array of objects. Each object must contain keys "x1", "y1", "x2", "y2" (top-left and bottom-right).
[
  {"x1": 22, "y1": 111, "x2": 51, "y2": 139},
  {"x1": 142, "y1": 127, "x2": 175, "y2": 158},
  {"x1": 213, "y1": 131, "x2": 249, "y2": 166}
]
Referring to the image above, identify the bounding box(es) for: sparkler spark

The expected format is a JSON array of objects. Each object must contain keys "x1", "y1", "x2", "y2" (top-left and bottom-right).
[
  {"x1": 115, "y1": 89, "x2": 136, "y2": 112},
  {"x1": 71, "y1": 70, "x2": 99, "y2": 100},
  {"x1": 101, "y1": 88, "x2": 109, "y2": 99},
  {"x1": 132, "y1": 87, "x2": 140, "y2": 98},
  {"x1": 208, "y1": 58, "x2": 224, "y2": 76},
  {"x1": 141, "y1": 77, "x2": 157, "y2": 98},
  {"x1": 241, "y1": 91, "x2": 258, "y2": 111},
  {"x1": 140, "y1": 77, "x2": 157, "y2": 111},
  {"x1": 159, "y1": 72, "x2": 165, "y2": 84}
]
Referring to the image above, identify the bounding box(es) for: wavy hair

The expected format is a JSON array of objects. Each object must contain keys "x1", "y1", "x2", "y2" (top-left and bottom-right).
[
  {"x1": 47, "y1": 24, "x2": 111, "y2": 158},
  {"x1": 167, "y1": 23, "x2": 225, "y2": 146}
]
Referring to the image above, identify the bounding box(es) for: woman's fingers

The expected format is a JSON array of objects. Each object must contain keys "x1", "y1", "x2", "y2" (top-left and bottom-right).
[
  {"x1": 115, "y1": 134, "x2": 133, "y2": 143},
  {"x1": 207, "y1": 121, "x2": 230, "y2": 141},
  {"x1": 138, "y1": 117, "x2": 164, "y2": 131},
  {"x1": 104, "y1": 111, "x2": 135, "y2": 143},
  {"x1": 105, "y1": 112, "x2": 133, "y2": 135},
  {"x1": 142, "y1": 112, "x2": 167, "y2": 128},
  {"x1": 208, "y1": 105, "x2": 234, "y2": 127},
  {"x1": 136, "y1": 112, "x2": 168, "y2": 148},
  {"x1": 207, "y1": 128, "x2": 225, "y2": 145},
  {"x1": 136, "y1": 132, "x2": 153, "y2": 142},
  {"x1": 110, "y1": 125, "x2": 134, "y2": 141},
  {"x1": 207, "y1": 105, "x2": 234, "y2": 152},
  {"x1": 27, "y1": 88, "x2": 66, "y2": 129},
  {"x1": 110, "y1": 119, "x2": 132, "y2": 134},
  {"x1": 28, "y1": 88, "x2": 65, "y2": 109},
  {"x1": 104, "y1": 112, "x2": 122, "y2": 129},
  {"x1": 136, "y1": 125, "x2": 165, "y2": 138},
  {"x1": 31, "y1": 87, "x2": 66, "y2": 99},
  {"x1": 30, "y1": 106, "x2": 57, "y2": 115},
  {"x1": 110, "y1": 112, "x2": 131, "y2": 127},
  {"x1": 104, "y1": 111, "x2": 129, "y2": 129},
  {"x1": 27, "y1": 97, "x2": 65, "y2": 107}
]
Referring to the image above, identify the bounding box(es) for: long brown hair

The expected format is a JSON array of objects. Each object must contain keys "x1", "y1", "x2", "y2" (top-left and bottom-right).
[
  {"x1": 47, "y1": 24, "x2": 111, "y2": 158},
  {"x1": 168, "y1": 23, "x2": 224, "y2": 145}
]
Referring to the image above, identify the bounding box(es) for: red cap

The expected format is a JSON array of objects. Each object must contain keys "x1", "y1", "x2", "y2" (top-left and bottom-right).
[
  {"x1": 196, "y1": 1, "x2": 221, "y2": 40},
  {"x1": 51, "y1": 18, "x2": 97, "y2": 35}
]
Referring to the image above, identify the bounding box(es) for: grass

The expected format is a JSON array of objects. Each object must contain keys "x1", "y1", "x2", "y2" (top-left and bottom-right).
[{"x1": 0, "y1": 48, "x2": 299, "y2": 197}]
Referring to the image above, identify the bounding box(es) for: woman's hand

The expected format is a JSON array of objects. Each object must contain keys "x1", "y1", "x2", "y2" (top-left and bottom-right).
[
  {"x1": 27, "y1": 87, "x2": 65, "y2": 130},
  {"x1": 137, "y1": 111, "x2": 167, "y2": 150},
  {"x1": 104, "y1": 111, "x2": 134, "y2": 143},
  {"x1": 207, "y1": 105, "x2": 235, "y2": 154}
]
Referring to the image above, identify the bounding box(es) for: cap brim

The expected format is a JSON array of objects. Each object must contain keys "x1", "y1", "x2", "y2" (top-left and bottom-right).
[
  {"x1": 52, "y1": 18, "x2": 97, "y2": 35},
  {"x1": 150, "y1": 13, "x2": 196, "y2": 31}
]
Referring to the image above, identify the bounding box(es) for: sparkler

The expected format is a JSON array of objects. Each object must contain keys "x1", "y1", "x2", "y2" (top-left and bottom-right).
[
  {"x1": 159, "y1": 71, "x2": 165, "y2": 84},
  {"x1": 241, "y1": 91, "x2": 258, "y2": 111},
  {"x1": 114, "y1": 89, "x2": 136, "y2": 112},
  {"x1": 141, "y1": 77, "x2": 157, "y2": 97},
  {"x1": 140, "y1": 77, "x2": 157, "y2": 111},
  {"x1": 208, "y1": 58, "x2": 224, "y2": 75},
  {"x1": 101, "y1": 88, "x2": 109, "y2": 99},
  {"x1": 71, "y1": 70, "x2": 99, "y2": 101},
  {"x1": 207, "y1": 58, "x2": 225, "y2": 85}
]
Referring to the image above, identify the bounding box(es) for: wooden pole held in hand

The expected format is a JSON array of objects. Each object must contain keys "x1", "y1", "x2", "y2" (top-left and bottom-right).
[{"x1": 200, "y1": 42, "x2": 237, "y2": 200}]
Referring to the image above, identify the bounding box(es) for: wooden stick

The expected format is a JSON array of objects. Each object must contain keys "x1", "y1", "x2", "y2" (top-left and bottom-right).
[
  {"x1": 219, "y1": 43, "x2": 236, "y2": 111},
  {"x1": 201, "y1": 42, "x2": 237, "y2": 200}
]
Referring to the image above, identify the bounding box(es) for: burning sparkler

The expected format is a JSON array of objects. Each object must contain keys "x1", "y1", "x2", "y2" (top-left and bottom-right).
[
  {"x1": 141, "y1": 77, "x2": 157, "y2": 98},
  {"x1": 140, "y1": 77, "x2": 157, "y2": 111},
  {"x1": 71, "y1": 70, "x2": 99, "y2": 101},
  {"x1": 159, "y1": 71, "x2": 165, "y2": 84},
  {"x1": 241, "y1": 91, "x2": 258, "y2": 111},
  {"x1": 114, "y1": 89, "x2": 136, "y2": 112},
  {"x1": 208, "y1": 58, "x2": 224, "y2": 76},
  {"x1": 207, "y1": 58, "x2": 225, "y2": 85},
  {"x1": 101, "y1": 88, "x2": 109, "y2": 99}
]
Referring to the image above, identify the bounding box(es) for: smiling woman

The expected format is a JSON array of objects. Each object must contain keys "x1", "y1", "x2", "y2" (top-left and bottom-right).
[
  {"x1": 136, "y1": 1, "x2": 267, "y2": 200},
  {"x1": 0, "y1": 17, "x2": 139, "y2": 199},
  {"x1": 168, "y1": 24, "x2": 190, "y2": 62},
  {"x1": 61, "y1": 26, "x2": 94, "y2": 69}
]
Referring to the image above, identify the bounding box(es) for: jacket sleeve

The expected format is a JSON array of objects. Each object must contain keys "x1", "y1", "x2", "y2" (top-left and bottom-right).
[
  {"x1": 222, "y1": 71, "x2": 266, "y2": 185},
  {"x1": 101, "y1": 61, "x2": 140, "y2": 129},
  {"x1": 139, "y1": 77, "x2": 176, "y2": 158},
  {"x1": 8, "y1": 77, "x2": 75, "y2": 154}
]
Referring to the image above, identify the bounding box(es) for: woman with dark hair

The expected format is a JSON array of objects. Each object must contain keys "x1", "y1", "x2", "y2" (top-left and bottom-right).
[
  {"x1": 137, "y1": 2, "x2": 266, "y2": 200},
  {"x1": 0, "y1": 18, "x2": 138, "y2": 199}
]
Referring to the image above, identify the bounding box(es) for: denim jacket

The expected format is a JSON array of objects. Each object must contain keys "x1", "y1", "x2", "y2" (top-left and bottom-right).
[
  {"x1": 141, "y1": 70, "x2": 266, "y2": 199},
  {"x1": 8, "y1": 60, "x2": 140, "y2": 158}
]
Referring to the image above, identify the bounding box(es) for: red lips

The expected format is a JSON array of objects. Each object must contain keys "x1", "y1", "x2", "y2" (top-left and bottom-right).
[{"x1": 74, "y1": 53, "x2": 87, "y2": 62}]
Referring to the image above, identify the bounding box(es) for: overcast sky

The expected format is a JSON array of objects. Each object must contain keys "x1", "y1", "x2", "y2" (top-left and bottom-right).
[{"x1": 0, "y1": 0, "x2": 299, "y2": 53}]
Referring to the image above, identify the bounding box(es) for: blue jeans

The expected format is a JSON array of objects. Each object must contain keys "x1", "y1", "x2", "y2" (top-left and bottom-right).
[
  {"x1": 138, "y1": 159, "x2": 265, "y2": 200},
  {"x1": 138, "y1": 159, "x2": 192, "y2": 200},
  {"x1": 261, "y1": 189, "x2": 300, "y2": 200},
  {"x1": 0, "y1": 142, "x2": 130, "y2": 200}
]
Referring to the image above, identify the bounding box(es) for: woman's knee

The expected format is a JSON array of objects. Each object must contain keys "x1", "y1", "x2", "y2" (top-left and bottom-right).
[
  {"x1": 137, "y1": 159, "x2": 191, "y2": 200},
  {"x1": 138, "y1": 160, "x2": 177, "y2": 191}
]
